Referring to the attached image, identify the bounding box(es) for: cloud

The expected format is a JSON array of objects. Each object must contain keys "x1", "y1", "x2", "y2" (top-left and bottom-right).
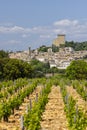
[
  {"x1": 0, "y1": 25, "x2": 31, "y2": 34},
  {"x1": 52, "y1": 19, "x2": 87, "y2": 41},
  {"x1": 31, "y1": 26, "x2": 52, "y2": 34},
  {"x1": 0, "y1": 19, "x2": 86, "y2": 38},
  {"x1": 1, "y1": 19, "x2": 87, "y2": 51},
  {"x1": 0, "y1": 25, "x2": 51, "y2": 35},
  {"x1": 11, "y1": 26, "x2": 25, "y2": 33},
  {"x1": 54, "y1": 19, "x2": 78, "y2": 26}
]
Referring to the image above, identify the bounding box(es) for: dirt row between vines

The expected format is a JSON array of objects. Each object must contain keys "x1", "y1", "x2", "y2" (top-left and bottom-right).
[
  {"x1": 0, "y1": 85, "x2": 42, "y2": 130},
  {"x1": 67, "y1": 86, "x2": 87, "y2": 114},
  {"x1": 40, "y1": 86, "x2": 69, "y2": 130}
]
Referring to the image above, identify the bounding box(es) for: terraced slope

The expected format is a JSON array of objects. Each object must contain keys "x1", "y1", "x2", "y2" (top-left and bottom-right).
[{"x1": 40, "y1": 86, "x2": 69, "y2": 130}]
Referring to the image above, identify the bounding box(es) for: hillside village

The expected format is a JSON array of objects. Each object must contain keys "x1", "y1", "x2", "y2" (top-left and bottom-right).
[{"x1": 9, "y1": 34, "x2": 87, "y2": 69}]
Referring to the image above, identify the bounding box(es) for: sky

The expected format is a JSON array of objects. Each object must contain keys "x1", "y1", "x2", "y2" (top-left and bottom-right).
[{"x1": 0, "y1": 0, "x2": 87, "y2": 51}]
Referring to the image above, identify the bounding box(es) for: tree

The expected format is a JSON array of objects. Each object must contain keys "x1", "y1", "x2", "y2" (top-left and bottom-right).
[
  {"x1": 0, "y1": 50, "x2": 9, "y2": 58},
  {"x1": 3, "y1": 59, "x2": 33, "y2": 80},
  {"x1": 48, "y1": 67, "x2": 58, "y2": 74},
  {"x1": 3, "y1": 59, "x2": 22, "y2": 80},
  {"x1": 66, "y1": 60, "x2": 87, "y2": 80},
  {"x1": 38, "y1": 45, "x2": 49, "y2": 52},
  {"x1": 52, "y1": 44, "x2": 59, "y2": 52},
  {"x1": 30, "y1": 59, "x2": 50, "y2": 77},
  {"x1": 0, "y1": 58, "x2": 9, "y2": 79},
  {"x1": 65, "y1": 41, "x2": 87, "y2": 51}
]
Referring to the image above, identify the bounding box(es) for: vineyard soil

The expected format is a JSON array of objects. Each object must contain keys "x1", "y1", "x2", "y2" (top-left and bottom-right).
[{"x1": 40, "y1": 86, "x2": 69, "y2": 130}]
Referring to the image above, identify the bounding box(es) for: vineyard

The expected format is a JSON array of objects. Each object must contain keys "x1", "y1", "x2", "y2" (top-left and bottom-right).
[{"x1": 0, "y1": 76, "x2": 87, "y2": 130}]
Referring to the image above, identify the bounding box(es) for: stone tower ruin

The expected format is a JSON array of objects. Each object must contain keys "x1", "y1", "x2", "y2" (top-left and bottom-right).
[{"x1": 53, "y1": 34, "x2": 65, "y2": 46}]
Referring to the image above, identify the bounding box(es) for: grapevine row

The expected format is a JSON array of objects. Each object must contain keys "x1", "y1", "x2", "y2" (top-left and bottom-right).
[
  {"x1": 0, "y1": 78, "x2": 40, "y2": 122},
  {"x1": 59, "y1": 80, "x2": 87, "y2": 130},
  {"x1": 24, "y1": 79, "x2": 52, "y2": 130},
  {"x1": 72, "y1": 80, "x2": 87, "y2": 101}
]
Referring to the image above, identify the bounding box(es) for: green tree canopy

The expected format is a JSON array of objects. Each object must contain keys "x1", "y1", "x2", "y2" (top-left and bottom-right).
[
  {"x1": 0, "y1": 58, "x2": 9, "y2": 79},
  {"x1": 30, "y1": 59, "x2": 50, "y2": 77},
  {"x1": 65, "y1": 41, "x2": 87, "y2": 51},
  {"x1": 3, "y1": 59, "x2": 33, "y2": 80},
  {"x1": 0, "y1": 50, "x2": 9, "y2": 58},
  {"x1": 66, "y1": 60, "x2": 87, "y2": 80},
  {"x1": 38, "y1": 45, "x2": 49, "y2": 52},
  {"x1": 52, "y1": 44, "x2": 59, "y2": 52},
  {"x1": 0, "y1": 58, "x2": 33, "y2": 80}
]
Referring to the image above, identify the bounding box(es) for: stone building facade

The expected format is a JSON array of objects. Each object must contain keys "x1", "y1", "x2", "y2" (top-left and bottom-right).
[{"x1": 53, "y1": 34, "x2": 65, "y2": 46}]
